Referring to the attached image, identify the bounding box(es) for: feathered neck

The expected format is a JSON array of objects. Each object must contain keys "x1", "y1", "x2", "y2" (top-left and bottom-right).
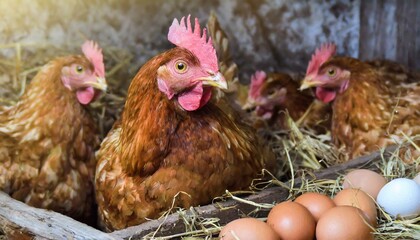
[{"x1": 120, "y1": 50, "x2": 183, "y2": 176}]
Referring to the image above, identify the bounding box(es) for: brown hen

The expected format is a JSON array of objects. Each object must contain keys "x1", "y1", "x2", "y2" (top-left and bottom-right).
[
  {"x1": 95, "y1": 16, "x2": 276, "y2": 231},
  {"x1": 0, "y1": 41, "x2": 107, "y2": 223},
  {"x1": 245, "y1": 70, "x2": 331, "y2": 132},
  {"x1": 300, "y1": 43, "x2": 420, "y2": 161}
]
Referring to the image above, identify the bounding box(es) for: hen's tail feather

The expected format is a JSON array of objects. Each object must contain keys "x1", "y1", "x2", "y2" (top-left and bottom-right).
[
  {"x1": 207, "y1": 11, "x2": 238, "y2": 83},
  {"x1": 207, "y1": 11, "x2": 248, "y2": 108}
]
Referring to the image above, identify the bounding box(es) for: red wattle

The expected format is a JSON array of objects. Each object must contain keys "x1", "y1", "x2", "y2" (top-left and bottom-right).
[{"x1": 316, "y1": 87, "x2": 337, "y2": 103}]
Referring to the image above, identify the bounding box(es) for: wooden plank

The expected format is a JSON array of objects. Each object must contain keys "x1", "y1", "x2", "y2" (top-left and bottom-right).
[
  {"x1": 395, "y1": 0, "x2": 420, "y2": 70},
  {"x1": 0, "y1": 192, "x2": 118, "y2": 240},
  {"x1": 111, "y1": 145, "x2": 398, "y2": 240},
  {"x1": 359, "y1": 0, "x2": 420, "y2": 70}
]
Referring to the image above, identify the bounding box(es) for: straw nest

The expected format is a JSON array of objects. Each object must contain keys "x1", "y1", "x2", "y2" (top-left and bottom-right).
[{"x1": 0, "y1": 43, "x2": 419, "y2": 240}]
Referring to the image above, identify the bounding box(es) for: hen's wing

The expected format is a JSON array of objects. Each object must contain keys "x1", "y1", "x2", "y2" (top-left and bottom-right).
[
  {"x1": 0, "y1": 131, "x2": 17, "y2": 194},
  {"x1": 95, "y1": 121, "x2": 125, "y2": 230},
  {"x1": 0, "y1": 103, "x2": 38, "y2": 196},
  {"x1": 0, "y1": 132, "x2": 42, "y2": 205},
  {"x1": 387, "y1": 81, "x2": 420, "y2": 133},
  {"x1": 368, "y1": 60, "x2": 420, "y2": 134},
  {"x1": 25, "y1": 117, "x2": 98, "y2": 222}
]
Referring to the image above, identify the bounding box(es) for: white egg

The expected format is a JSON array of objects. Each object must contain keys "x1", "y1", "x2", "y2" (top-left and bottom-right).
[{"x1": 377, "y1": 178, "x2": 420, "y2": 218}]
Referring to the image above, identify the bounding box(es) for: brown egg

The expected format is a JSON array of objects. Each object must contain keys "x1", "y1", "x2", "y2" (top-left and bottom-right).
[
  {"x1": 295, "y1": 192, "x2": 336, "y2": 222},
  {"x1": 333, "y1": 188, "x2": 377, "y2": 226},
  {"x1": 267, "y1": 201, "x2": 315, "y2": 240},
  {"x1": 343, "y1": 169, "x2": 387, "y2": 199},
  {"x1": 219, "y1": 217, "x2": 279, "y2": 240},
  {"x1": 316, "y1": 206, "x2": 374, "y2": 240}
]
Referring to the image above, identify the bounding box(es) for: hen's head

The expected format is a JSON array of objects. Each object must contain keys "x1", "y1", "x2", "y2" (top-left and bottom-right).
[
  {"x1": 157, "y1": 15, "x2": 227, "y2": 111},
  {"x1": 300, "y1": 43, "x2": 350, "y2": 103},
  {"x1": 245, "y1": 70, "x2": 288, "y2": 119},
  {"x1": 61, "y1": 41, "x2": 107, "y2": 105}
]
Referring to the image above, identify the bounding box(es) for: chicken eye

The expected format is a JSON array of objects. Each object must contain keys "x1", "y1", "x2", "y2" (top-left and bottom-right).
[
  {"x1": 327, "y1": 68, "x2": 336, "y2": 77},
  {"x1": 174, "y1": 60, "x2": 188, "y2": 73},
  {"x1": 75, "y1": 65, "x2": 84, "y2": 74},
  {"x1": 267, "y1": 89, "x2": 275, "y2": 96}
]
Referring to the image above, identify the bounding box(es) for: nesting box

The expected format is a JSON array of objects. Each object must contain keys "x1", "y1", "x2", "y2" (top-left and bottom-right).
[{"x1": 0, "y1": 0, "x2": 418, "y2": 239}]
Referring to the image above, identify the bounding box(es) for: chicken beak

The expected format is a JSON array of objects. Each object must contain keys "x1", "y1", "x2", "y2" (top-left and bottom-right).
[
  {"x1": 299, "y1": 77, "x2": 321, "y2": 91},
  {"x1": 198, "y1": 72, "x2": 228, "y2": 90},
  {"x1": 84, "y1": 77, "x2": 108, "y2": 92}
]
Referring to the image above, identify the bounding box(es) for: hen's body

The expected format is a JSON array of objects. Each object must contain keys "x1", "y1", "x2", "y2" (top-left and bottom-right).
[
  {"x1": 95, "y1": 49, "x2": 275, "y2": 230},
  {"x1": 0, "y1": 57, "x2": 100, "y2": 222}
]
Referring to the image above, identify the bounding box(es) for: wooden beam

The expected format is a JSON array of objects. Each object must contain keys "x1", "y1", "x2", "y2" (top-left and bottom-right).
[
  {"x1": 0, "y1": 192, "x2": 117, "y2": 240},
  {"x1": 395, "y1": 0, "x2": 420, "y2": 70},
  {"x1": 111, "y1": 145, "x2": 398, "y2": 239}
]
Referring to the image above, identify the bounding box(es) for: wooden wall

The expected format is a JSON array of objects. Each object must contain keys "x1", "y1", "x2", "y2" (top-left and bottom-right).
[
  {"x1": 0, "y1": 0, "x2": 418, "y2": 80},
  {"x1": 359, "y1": 0, "x2": 420, "y2": 71}
]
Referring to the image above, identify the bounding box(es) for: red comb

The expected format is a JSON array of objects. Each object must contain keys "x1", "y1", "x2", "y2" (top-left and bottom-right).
[
  {"x1": 82, "y1": 40, "x2": 105, "y2": 78},
  {"x1": 249, "y1": 70, "x2": 267, "y2": 99},
  {"x1": 306, "y1": 43, "x2": 336, "y2": 76},
  {"x1": 168, "y1": 15, "x2": 218, "y2": 73}
]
